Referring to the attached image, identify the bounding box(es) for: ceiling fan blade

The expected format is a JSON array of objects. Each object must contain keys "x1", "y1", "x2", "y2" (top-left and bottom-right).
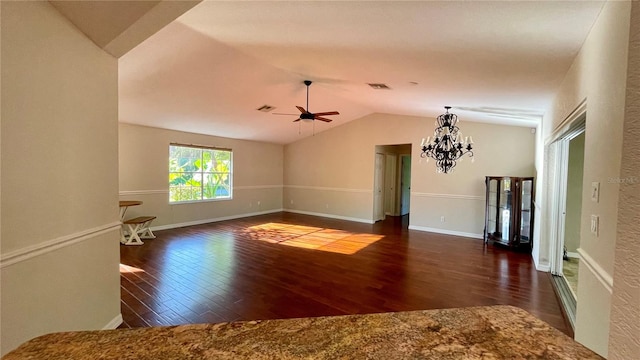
[
  {"x1": 314, "y1": 116, "x2": 333, "y2": 122},
  {"x1": 313, "y1": 111, "x2": 340, "y2": 116},
  {"x1": 293, "y1": 118, "x2": 301, "y2": 122},
  {"x1": 272, "y1": 113, "x2": 298, "y2": 116},
  {"x1": 296, "y1": 106, "x2": 308, "y2": 113}
]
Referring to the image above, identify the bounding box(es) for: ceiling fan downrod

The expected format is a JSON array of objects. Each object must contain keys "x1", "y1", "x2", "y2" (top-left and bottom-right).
[{"x1": 304, "y1": 80, "x2": 312, "y2": 113}]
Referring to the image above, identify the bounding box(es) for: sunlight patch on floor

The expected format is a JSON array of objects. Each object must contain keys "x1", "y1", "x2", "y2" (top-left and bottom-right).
[
  {"x1": 119, "y1": 263, "x2": 145, "y2": 273},
  {"x1": 242, "y1": 222, "x2": 384, "y2": 255}
]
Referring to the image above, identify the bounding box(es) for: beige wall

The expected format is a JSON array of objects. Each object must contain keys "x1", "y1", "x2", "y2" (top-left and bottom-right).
[
  {"x1": 609, "y1": 1, "x2": 640, "y2": 358},
  {"x1": 118, "y1": 124, "x2": 283, "y2": 228},
  {"x1": 1, "y1": 1, "x2": 120, "y2": 355},
  {"x1": 2, "y1": 2, "x2": 635, "y2": 358},
  {"x1": 540, "y1": 1, "x2": 631, "y2": 356},
  {"x1": 564, "y1": 132, "x2": 585, "y2": 253},
  {"x1": 284, "y1": 113, "x2": 535, "y2": 236}
]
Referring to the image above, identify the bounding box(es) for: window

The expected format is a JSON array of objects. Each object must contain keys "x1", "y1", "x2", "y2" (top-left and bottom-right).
[{"x1": 169, "y1": 144, "x2": 232, "y2": 203}]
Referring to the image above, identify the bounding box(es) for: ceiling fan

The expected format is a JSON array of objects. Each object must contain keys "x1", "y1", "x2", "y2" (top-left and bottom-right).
[{"x1": 275, "y1": 80, "x2": 339, "y2": 122}]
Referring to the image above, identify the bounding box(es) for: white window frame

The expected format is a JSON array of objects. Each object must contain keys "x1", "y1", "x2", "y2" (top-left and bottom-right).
[{"x1": 168, "y1": 143, "x2": 233, "y2": 204}]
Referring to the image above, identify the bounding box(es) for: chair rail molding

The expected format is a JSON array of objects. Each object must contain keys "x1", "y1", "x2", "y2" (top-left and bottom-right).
[
  {"x1": 577, "y1": 247, "x2": 613, "y2": 294},
  {"x1": 119, "y1": 189, "x2": 168, "y2": 196},
  {"x1": 235, "y1": 185, "x2": 283, "y2": 190},
  {"x1": 120, "y1": 185, "x2": 283, "y2": 196},
  {"x1": 411, "y1": 192, "x2": 484, "y2": 201},
  {"x1": 284, "y1": 185, "x2": 372, "y2": 194},
  {"x1": 0, "y1": 222, "x2": 121, "y2": 268}
]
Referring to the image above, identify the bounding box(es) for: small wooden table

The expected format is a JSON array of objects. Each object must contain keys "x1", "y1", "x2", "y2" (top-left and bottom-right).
[
  {"x1": 118, "y1": 200, "x2": 142, "y2": 244},
  {"x1": 119, "y1": 200, "x2": 142, "y2": 220}
]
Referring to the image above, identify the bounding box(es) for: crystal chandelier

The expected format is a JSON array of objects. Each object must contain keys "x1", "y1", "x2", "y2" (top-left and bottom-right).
[{"x1": 420, "y1": 106, "x2": 474, "y2": 173}]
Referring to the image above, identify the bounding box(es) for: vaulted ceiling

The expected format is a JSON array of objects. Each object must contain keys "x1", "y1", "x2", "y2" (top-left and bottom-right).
[{"x1": 55, "y1": 1, "x2": 605, "y2": 145}]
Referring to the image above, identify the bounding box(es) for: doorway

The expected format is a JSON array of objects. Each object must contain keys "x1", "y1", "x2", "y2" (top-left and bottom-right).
[
  {"x1": 546, "y1": 109, "x2": 586, "y2": 331},
  {"x1": 400, "y1": 155, "x2": 411, "y2": 216},
  {"x1": 374, "y1": 153, "x2": 385, "y2": 222},
  {"x1": 374, "y1": 144, "x2": 411, "y2": 224},
  {"x1": 562, "y1": 132, "x2": 585, "y2": 299}
]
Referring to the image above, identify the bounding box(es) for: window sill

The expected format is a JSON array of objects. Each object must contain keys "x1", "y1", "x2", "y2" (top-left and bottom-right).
[{"x1": 169, "y1": 197, "x2": 233, "y2": 205}]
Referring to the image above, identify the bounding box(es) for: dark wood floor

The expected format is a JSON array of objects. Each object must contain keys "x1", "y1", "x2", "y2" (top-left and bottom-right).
[{"x1": 119, "y1": 212, "x2": 571, "y2": 335}]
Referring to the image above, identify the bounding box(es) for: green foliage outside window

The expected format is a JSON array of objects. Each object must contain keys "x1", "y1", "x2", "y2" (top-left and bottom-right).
[{"x1": 169, "y1": 145, "x2": 232, "y2": 202}]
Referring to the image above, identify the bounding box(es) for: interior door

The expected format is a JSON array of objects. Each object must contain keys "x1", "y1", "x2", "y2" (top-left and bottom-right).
[
  {"x1": 400, "y1": 155, "x2": 411, "y2": 215},
  {"x1": 374, "y1": 153, "x2": 385, "y2": 221},
  {"x1": 384, "y1": 154, "x2": 397, "y2": 215},
  {"x1": 543, "y1": 139, "x2": 568, "y2": 277}
]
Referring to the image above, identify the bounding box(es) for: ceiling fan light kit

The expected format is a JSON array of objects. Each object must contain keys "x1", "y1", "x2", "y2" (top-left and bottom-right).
[{"x1": 421, "y1": 106, "x2": 474, "y2": 174}]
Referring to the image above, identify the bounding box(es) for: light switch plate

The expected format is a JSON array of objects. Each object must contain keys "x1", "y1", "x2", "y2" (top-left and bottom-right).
[
  {"x1": 591, "y1": 182, "x2": 600, "y2": 202},
  {"x1": 591, "y1": 215, "x2": 599, "y2": 236}
]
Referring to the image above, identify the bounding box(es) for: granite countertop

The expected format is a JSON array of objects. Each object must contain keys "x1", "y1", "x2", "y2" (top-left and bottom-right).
[{"x1": 3, "y1": 305, "x2": 602, "y2": 359}]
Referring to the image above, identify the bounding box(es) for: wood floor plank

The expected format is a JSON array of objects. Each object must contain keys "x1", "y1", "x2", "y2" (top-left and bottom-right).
[{"x1": 119, "y1": 212, "x2": 571, "y2": 335}]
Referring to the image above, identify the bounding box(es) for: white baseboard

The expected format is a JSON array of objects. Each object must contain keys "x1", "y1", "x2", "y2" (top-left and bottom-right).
[
  {"x1": 407, "y1": 225, "x2": 483, "y2": 239},
  {"x1": 533, "y1": 254, "x2": 550, "y2": 272},
  {"x1": 536, "y1": 263, "x2": 551, "y2": 272},
  {"x1": 150, "y1": 209, "x2": 284, "y2": 231},
  {"x1": 102, "y1": 314, "x2": 123, "y2": 330},
  {"x1": 567, "y1": 251, "x2": 579, "y2": 259},
  {"x1": 283, "y1": 209, "x2": 374, "y2": 224}
]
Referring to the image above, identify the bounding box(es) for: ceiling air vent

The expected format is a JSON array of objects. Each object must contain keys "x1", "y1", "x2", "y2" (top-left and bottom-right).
[
  {"x1": 368, "y1": 83, "x2": 391, "y2": 90},
  {"x1": 256, "y1": 104, "x2": 276, "y2": 112}
]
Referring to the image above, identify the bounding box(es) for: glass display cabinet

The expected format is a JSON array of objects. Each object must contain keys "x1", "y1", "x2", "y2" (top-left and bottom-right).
[{"x1": 484, "y1": 176, "x2": 535, "y2": 251}]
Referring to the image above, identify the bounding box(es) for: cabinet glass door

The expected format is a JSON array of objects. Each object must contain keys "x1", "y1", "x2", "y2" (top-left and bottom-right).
[
  {"x1": 487, "y1": 179, "x2": 498, "y2": 236},
  {"x1": 497, "y1": 178, "x2": 512, "y2": 242},
  {"x1": 520, "y1": 179, "x2": 533, "y2": 244}
]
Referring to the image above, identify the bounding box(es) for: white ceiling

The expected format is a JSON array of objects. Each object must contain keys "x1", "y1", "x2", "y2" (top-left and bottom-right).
[{"x1": 118, "y1": 1, "x2": 605, "y2": 145}]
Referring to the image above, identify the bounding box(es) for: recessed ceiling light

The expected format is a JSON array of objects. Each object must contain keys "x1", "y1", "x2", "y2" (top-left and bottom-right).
[
  {"x1": 368, "y1": 83, "x2": 391, "y2": 90},
  {"x1": 256, "y1": 105, "x2": 276, "y2": 112}
]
